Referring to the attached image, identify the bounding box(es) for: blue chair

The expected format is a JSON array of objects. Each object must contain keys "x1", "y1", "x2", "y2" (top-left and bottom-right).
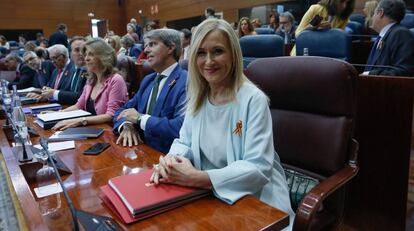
[
  {"x1": 240, "y1": 35, "x2": 284, "y2": 68},
  {"x1": 401, "y1": 13, "x2": 414, "y2": 29},
  {"x1": 349, "y1": 13, "x2": 365, "y2": 25},
  {"x1": 296, "y1": 29, "x2": 351, "y2": 61},
  {"x1": 410, "y1": 28, "x2": 414, "y2": 35},
  {"x1": 255, "y1": 28, "x2": 275, "y2": 34},
  {"x1": 346, "y1": 21, "x2": 363, "y2": 35},
  {"x1": 8, "y1": 41, "x2": 20, "y2": 49}
]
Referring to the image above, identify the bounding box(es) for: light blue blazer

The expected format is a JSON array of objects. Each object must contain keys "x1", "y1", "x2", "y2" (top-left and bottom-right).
[{"x1": 169, "y1": 82, "x2": 294, "y2": 229}]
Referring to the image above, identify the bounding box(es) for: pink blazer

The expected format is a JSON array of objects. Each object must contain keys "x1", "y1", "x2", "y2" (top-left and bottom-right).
[{"x1": 76, "y1": 73, "x2": 128, "y2": 116}]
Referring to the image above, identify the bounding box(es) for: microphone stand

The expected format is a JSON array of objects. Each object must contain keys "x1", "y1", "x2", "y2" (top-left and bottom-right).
[
  {"x1": 8, "y1": 111, "x2": 32, "y2": 162},
  {"x1": 39, "y1": 138, "x2": 120, "y2": 231}
]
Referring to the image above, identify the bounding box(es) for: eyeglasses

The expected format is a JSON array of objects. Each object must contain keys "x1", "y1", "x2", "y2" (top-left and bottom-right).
[{"x1": 50, "y1": 54, "x2": 63, "y2": 61}]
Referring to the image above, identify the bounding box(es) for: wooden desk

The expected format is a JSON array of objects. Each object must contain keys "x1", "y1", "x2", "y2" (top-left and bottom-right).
[{"x1": 0, "y1": 116, "x2": 289, "y2": 230}]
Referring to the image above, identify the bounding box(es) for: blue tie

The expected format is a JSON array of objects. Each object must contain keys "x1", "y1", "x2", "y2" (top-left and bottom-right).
[{"x1": 365, "y1": 36, "x2": 382, "y2": 72}]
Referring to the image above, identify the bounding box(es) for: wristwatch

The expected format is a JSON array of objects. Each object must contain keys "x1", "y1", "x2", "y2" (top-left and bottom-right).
[{"x1": 81, "y1": 117, "x2": 88, "y2": 126}]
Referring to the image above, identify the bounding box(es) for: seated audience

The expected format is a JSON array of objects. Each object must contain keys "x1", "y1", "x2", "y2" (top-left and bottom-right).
[
  {"x1": 18, "y1": 34, "x2": 26, "y2": 47},
  {"x1": 364, "y1": 0, "x2": 379, "y2": 34},
  {"x1": 364, "y1": 0, "x2": 414, "y2": 76},
  {"x1": 35, "y1": 32, "x2": 48, "y2": 47},
  {"x1": 291, "y1": 0, "x2": 355, "y2": 55},
  {"x1": 49, "y1": 23, "x2": 68, "y2": 47},
  {"x1": 0, "y1": 35, "x2": 10, "y2": 50},
  {"x1": 276, "y1": 11, "x2": 297, "y2": 43},
  {"x1": 180, "y1": 28, "x2": 191, "y2": 60},
  {"x1": 22, "y1": 51, "x2": 55, "y2": 89},
  {"x1": 24, "y1": 41, "x2": 36, "y2": 52},
  {"x1": 53, "y1": 38, "x2": 128, "y2": 130},
  {"x1": 130, "y1": 18, "x2": 142, "y2": 41},
  {"x1": 34, "y1": 47, "x2": 49, "y2": 60},
  {"x1": 121, "y1": 34, "x2": 141, "y2": 59},
  {"x1": 107, "y1": 35, "x2": 127, "y2": 62},
  {"x1": 4, "y1": 53, "x2": 36, "y2": 89},
  {"x1": 238, "y1": 17, "x2": 257, "y2": 37},
  {"x1": 113, "y1": 29, "x2": 187, "y2": 154},
  {"x1": 126, "y1": 23, "x2": 140, "y2": 43},
  {"x1": 150, "y1": 19, "x2": 294, "y2": 229},
  {"x1": 268, "y1": 12, "x2": 280, "y2": 31},
  {"x1": 251, "y1": 18, "x2": 262, "y2": 28}
]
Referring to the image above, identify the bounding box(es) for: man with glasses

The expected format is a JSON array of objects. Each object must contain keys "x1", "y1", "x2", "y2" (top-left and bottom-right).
[
  {"x1": 276, "y1": 11, "x2": 297, "y2": 44},
  {"x1": 364, "y1": 0, "x2": 414, "y2": 76},
  {"x1": 23, "y1": 51, "x2": 55, "y2": 89}
]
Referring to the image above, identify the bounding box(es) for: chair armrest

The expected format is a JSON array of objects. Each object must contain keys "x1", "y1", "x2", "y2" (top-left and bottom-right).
[{"x1": 293, "y1": 164, "x2": 359, "y2": 231}]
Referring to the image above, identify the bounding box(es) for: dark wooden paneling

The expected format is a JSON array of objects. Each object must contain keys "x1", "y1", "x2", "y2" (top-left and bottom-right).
[
  {"x1": 0, "y1": 0, "x2": 125, "y2": 38},
  {"x1": 344, "y1": 75, "x2": 414, "y2": 231}
]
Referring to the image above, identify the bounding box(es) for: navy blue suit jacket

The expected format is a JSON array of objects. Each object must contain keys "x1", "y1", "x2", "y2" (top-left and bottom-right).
[
  {"x1": 47, "y1": 60, "x2": 75, "y2": 91},
  {"x1": 126, "y1": 44, "x2": 142, "y2": 59},
  {"x1": 33, "y1": 60, "x2": 55, "y2": 88},
  {"x1": 58, "y1": 67, "x2": 87, "y2": 105},
  {"x1": 8, "y1": 64, "x2": 36, "y2": 89},
  {"x1": 113, "y1": 64, "x2": 187, "y2": 153},
  {"x1": 369, "y1": 24, "x2": 414, "y2": 76},
  {"x1": 48, "y1": 31, "x2": 68, "y2": 47}
]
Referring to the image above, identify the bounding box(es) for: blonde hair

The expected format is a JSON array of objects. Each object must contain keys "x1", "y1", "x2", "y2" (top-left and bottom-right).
[
  {"x1": 107, "y1": 35, "x2": 122, "y2": 53},
  {"x1": 81, "y1": 38, "x2": 117, "y2": 84},
  {"x1": 187, "y1": 19, "x2": 249, "y2": 115},
  {"x1": 364, "y1": 1, "x2": 379, "y2": 28}
]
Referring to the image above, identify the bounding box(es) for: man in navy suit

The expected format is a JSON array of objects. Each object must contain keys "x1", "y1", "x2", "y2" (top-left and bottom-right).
[
  {"x1": 23, "y1": 51, "x2": 55, "y2": 88},
  {"x1": 121, "y1": 35, "x2": 142, "y2": 59},
  {"x1": 114, "y1": 29, "x2": 187, "y2": 154},
  {"x1": 4, "y1": 53, "x2": 36, "y2": 89},
  {"x1": 365, "y1": 0, "x2": 414, "y2": 76},
  {"x1": 29, "y1": 44, "x2": 75, "y2": 102},
  {"x1": 49, "y1": 23, "x2": 68, "y2": 47}
]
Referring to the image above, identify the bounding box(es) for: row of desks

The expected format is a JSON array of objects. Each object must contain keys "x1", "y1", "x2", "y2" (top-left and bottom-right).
[{"x1": 0, "y1": 114, "x2": 289, "y2": 230}]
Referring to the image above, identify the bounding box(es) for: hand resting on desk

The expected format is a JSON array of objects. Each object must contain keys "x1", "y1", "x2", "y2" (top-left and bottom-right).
[
  {"x1": 150, "y1": 155, "x2": 212, "y2": 189},
  {"x1": 116, "y1": 123, "x2": 143, "y2": 147}
]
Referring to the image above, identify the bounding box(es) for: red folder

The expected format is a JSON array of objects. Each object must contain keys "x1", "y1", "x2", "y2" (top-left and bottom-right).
[{"x1": 100, "y1": 170, "x2": 210, "y2": 224}]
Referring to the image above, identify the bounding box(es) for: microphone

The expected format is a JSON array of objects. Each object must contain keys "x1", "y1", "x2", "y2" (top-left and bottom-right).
[
  {"x1": 39, "y1": 138, "x2": 120, "y2": 231},
  {"x1": 7, "y1": 110, "x2": 32, "y2": 162},
  {"x1": 351, "y1": 63, "x2": 402, "y2": 73}
]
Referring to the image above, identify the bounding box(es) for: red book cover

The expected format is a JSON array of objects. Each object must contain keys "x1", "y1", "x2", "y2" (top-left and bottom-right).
[
  {"x1": 107, "y1": 169, "x2": 210, "y2": 217},
  {"x1": 100, "y1": 185, "x2": 208, "y2": 224}
]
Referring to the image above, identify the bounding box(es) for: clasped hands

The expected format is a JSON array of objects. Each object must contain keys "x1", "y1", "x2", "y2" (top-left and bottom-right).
[
  {"x1": 26, "y1": 86, "x2": 55, "y2": 102},
  {"x1": 150, "y1": 155, "x2": 203, "y2": 187},
  {"x1": 116, "y1": 108, "x2": 143, "y2": 147}
]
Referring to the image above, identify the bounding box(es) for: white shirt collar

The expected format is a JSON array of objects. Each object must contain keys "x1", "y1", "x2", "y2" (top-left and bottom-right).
[
  {"x1": 159, "y1": 62, "x2": 178, "y2": 77},
  {"x1": 379, "y1": 22, "x2": 396, "y2": 38}
]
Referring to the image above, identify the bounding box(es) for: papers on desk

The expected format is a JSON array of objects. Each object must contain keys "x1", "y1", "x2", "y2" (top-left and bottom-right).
[
  {"x1": 34, "y1": 140, "x2": 75, "y2": 152},
  {"x1": 17, "y1": 87, "x2": 39, "y2": 94},
  {"x1": 34, "y1": 182, "x2": 63, "y2": 198},
  {"x1": 35, "y1": 110, "x2": 91, "y2": 129}
]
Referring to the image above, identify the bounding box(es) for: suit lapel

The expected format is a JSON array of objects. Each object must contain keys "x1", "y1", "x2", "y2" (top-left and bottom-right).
[
  {"x1": 58, "y1": 61, "x2": 74, "y2": 89},
  {"x1": 372, "y1": 24, "x2": 395, "y2": 65},
  {"x1": 152, "y1": 66, "x2": 181, "y2": 116}
]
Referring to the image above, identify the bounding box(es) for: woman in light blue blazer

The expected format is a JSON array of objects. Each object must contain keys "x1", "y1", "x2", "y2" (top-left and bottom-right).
[{"x1": 150, "y1": 19, "x2": 294, "y2": 229}]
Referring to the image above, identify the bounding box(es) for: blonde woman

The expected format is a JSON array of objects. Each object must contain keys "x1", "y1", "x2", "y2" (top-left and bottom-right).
[
  {"x1": 107, "y1": 35, "x2": 126, "y2": 60},
  {"x1": 52, "y1": 38, "x2": 128, "y2": 130},
  {"x1": 150, "y1": 19, "x2": 294, "y2": 229},
  {"x1": 364, "y1": 0, "x2": 379, "y2": 30}
]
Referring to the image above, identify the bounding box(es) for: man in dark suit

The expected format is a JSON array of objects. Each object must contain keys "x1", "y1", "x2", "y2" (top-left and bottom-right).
[
  {"x1": 365, "y1": 0, "x2": 414, "y2": 76},
  {"x1": 113, "y1": 29, "x2": 187, "y2": 154},
  {"x1": 4, "y1": 53, "x2": 36, "y2": 89},
  {"x1": 121, "y1": 34, "x2": 142, "y2": 59},
  {"x1": 48, "y1": 23, "x2": 68, "y2": 47},
  {"x1": 23, "y1": 51, "x2": 55, "y2": 88},
  {"x1": 28, "y1": 44, "x2": 75, "y2": 102},
  {"x1": 52, "y1": 36, "x2": 87, "y2": 105}
]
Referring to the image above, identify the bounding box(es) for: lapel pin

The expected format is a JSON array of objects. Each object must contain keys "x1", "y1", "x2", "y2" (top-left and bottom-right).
[
  {"x1": 233, "y1": 120, "x2": 243, "y2": 136},
  {"x1": 168, "y1": 79, "x2": 177, "y2": 87}
]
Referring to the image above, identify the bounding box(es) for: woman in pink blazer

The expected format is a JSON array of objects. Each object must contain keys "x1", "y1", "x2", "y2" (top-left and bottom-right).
[{"x1": 53, "y1": 38, "x2": 128, "y2": 130}]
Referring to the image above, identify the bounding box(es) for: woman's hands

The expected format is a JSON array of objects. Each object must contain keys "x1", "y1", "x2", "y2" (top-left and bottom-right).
[
  {"x1": 150, "y1": 155, "x2": 212, "y2": 189},
  {"x1": 52, "y1": 118, "x2": 82, "y2": 130}
]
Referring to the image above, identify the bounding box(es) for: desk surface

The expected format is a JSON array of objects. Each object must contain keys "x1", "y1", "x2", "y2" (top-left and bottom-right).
[{"x1": 0, "y1": 115, "x2": 289, "y2": 231}]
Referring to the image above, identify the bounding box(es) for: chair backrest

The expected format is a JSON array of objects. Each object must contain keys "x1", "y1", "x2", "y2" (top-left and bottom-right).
[
  {"x1": 239, "y1": 34, "x2": 284, "y2": 68},
  {"x1": 8, "y1": 41, "x2": 19, "y2": 48},
  {"x1": 117, "y1": 56, "x2": 138, "y2": 97},
  {"x1": 349, "y1": 13, "x2": 365, "y2": 25},
  {"x1": 401, "y1": 13, "x2": 414, "y2": 29},
  {"x1": 245, "y1": 56, "x2": 357, "y2": 178},
  {"x1": 296, "y1": 29, "x2": 351, "y2": 61},
  {"x1": 255, "y1": 28, "x2": 275, "y2": 34},
  {"x1": 346, "y1": 21, "x2": 363, "y2": 35}
]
